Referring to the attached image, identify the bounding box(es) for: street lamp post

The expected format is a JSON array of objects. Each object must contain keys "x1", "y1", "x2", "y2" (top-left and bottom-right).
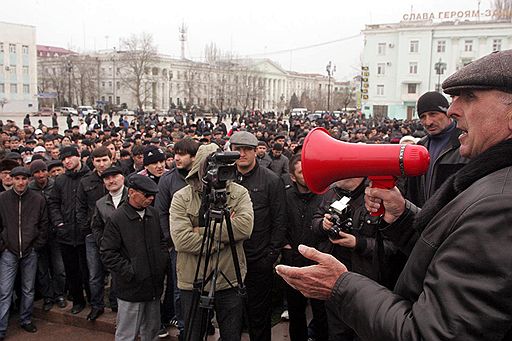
[
  {"x1": 434, "y1": 58, "x2": 446, "y2": 92},
  {"x1": 66, "y1": 59, "x2": 73, "y2": 106},
  {"x1": 112, "y1": 49, "x2": 116, "y2": 108},
  {"x1": 326, "y1": 61, "x2": 336, "y2": 112}
]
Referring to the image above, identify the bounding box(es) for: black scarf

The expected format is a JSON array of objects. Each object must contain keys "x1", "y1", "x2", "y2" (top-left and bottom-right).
[{"x1": 414, "y1": 139, "x2": 512, "y2": 233}]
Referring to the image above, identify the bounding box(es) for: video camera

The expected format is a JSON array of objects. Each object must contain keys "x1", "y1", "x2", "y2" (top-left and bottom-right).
[
  {"x1": 327, "y1": 196, "x2": 353, "y2": 240},
  {"x1": 203, "y1": 151, "x2": 240, "y2": 189}
]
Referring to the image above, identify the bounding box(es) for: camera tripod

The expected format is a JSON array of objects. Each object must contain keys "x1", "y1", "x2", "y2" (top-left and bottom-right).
[{"x1": 184, "y1": 185, "x2": 248, "y2": 341}]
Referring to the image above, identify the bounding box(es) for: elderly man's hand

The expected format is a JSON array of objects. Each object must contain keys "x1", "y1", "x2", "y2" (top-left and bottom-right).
[
  {"x1": 276, "y1": 245, "x2": 347, "y2": 300},
  {"x1": 364, "y1": 185, "x2": 406, "y2": 224}
]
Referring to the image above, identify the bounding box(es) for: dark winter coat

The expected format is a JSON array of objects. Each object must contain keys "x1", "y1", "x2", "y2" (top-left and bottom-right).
[
  {"x1": 0, "y1": 188, "x2": 48, "y2": 257},
  {"x1": 405, "y1": 127, "x2": 469, "y2": 207},
  {"x1": 76, "y1": 170, "x2": 107, "y2": 236},
  {"x1": 48, "y1": 163, "x2": 90, "y2": 245},
  {"x1": 90, "y1": 187, "x2": 128, "y2": 246},
  {"x1": 235, "y1": 162, "x2": 287, "y2": 269},
  {"x1": 329, "y1": 142, "x2": 512, "y2": 341},
  {"x1": 100, "y1": 202, "x2": 168, "y2": 302}
]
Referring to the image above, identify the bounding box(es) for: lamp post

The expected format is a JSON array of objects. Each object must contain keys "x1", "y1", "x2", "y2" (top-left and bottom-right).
[
  {"x1": 112, "y1": 49, "x2": 116, "y2": 108},
  {"x1": 169, "y1": 70, "x2": 173, "y2": 110},
  {"x1": 66, "y1": 59, "x2": 73, "y2": 106},
  {"x1": 434, "y1": 58, "x2": 446, "y2": 92},
  {"x1": 326, "y1": 61, "x2": 336, "y2": 112}
]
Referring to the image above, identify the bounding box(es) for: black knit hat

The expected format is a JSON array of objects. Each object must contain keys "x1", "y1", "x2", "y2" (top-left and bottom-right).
[
  {"x1": 30, "y1": 159, "x2": 48, "y2": 175},
  {"x1": 416, "y1": 91, "x2": 449, "y2": 116},
  {"x1": 143, "y1": 145, "x2": 165, "y2": 166}
]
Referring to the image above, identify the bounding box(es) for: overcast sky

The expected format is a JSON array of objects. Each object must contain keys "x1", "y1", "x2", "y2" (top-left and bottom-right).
[{"x1": 3, "y1": 0, "x2": 486, "y2": 80}]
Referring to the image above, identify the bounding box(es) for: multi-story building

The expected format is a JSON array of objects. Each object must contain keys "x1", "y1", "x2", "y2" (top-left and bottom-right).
[
  {"x1": 361, "y1": 19, "x2": 512, "y2": 120},
  {"x1": 38, "y1": 49, "x2": 352, "y2": 113},
  {"x1": 0, "y1": 22, "x2": 38, "y2": 114}
]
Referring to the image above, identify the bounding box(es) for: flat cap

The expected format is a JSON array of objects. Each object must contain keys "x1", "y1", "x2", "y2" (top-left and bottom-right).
[
  {"x1": 443, "y1": 49, "x2": 512, "y2": 95},
  {"x1": 10, "y1": 166, "x2": 31, "y2": 178},
  {"x1": 101, "y1": 166, "x2": 124, "y2": 179},
  {"x1": 229, "y1": 131, "x2": 258, "y2": 148},
  {"x1": 127, "y1": 174, "x2": 159, "y2": 195},
  {"x1": 6, "y1": 152, "x2": 21, "y2": 160},
  {"x1": 47, "y1": 160, "x2": 63, "y2": 171},
  {"x1": 0, "y1": 159, "x2": 19, "y2": 172}
]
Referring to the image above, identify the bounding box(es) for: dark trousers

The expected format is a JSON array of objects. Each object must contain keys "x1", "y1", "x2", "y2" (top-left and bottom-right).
[
  {"x1": 285, "y1": 284, "x2": 328, "y2": 341},
  {"x1": 59, "y1": 243, "x2": 89, "y2": 306},
  {"x1": 245, "y1": 264, "x2": 273, "y2": 341},
  {"x1": 181, "y1": 288, "x2": 244, "y2": 341},
  {"x1": 37, "y1": 235, "x2": 66, "y2": 301},
  {"x1": 85, "y1": 234, "x2": 117, "y2": 309},
  {"x1": 160, "y1": 250, "x2": 175, "y2": 324}
]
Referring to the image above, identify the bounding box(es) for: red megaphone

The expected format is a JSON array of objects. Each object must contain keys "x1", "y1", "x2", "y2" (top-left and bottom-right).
[{"x1": 301, "y1": 127, "x2": 430, "y2": 216}]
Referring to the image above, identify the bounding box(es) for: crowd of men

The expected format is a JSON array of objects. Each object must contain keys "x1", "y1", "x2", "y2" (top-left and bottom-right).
[{"x1": 0, "y1": 49, "x2": 511, "y2": 341}]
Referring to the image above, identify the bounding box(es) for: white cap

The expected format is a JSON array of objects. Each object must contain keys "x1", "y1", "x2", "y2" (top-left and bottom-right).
[
  {"x1": 34, "y1": 146, "x2": 47, "y2": 153},
  {"x1": 34, "y1": 129, "x2": 43, "y2": 135}
]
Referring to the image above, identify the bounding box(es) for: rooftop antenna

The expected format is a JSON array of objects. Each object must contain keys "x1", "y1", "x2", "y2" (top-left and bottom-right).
[{"x1": 179, "y1": 22, "x2": 187, "y2": 59}]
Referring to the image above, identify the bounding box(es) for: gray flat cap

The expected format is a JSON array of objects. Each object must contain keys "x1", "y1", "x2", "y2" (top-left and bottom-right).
[
  {"x1": 442, "y1": 49, "x2": 512, "y2": 95},
  {"x1": 229, "y1": 131, "x2": 258, "y2": 148}
]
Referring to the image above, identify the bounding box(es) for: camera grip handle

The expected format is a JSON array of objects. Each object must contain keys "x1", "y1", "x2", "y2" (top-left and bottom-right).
[{"x1": 368, "y1": 175, "x2": 396, "y2": 217}]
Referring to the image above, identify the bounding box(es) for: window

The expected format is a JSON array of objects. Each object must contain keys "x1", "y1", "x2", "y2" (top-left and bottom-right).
[
  {"x1": 376, "y1": 84, "x2": 384, "y2": 96},
  {"x1": 116, "y1": 81, "x2": 120, "y2": 89},
  {"x1": 437, "y1": 40, "x2": 446, "y2": 53},
  {"x1": 101, "y1": 67, "x2": 105, "y2": 73},
  {"x1": 101, "y1": 81, "x2": 105, "y2": 87},
  {"x1": 9, "y1": 44, "x2": 16, "y2": 53},
  {"x1": 0, "y1": 83, "x2": 4, "y2": 93},
  {"x1": 493, "y1": 39, "x2": 502, "y2": 52},
  {"x1": 22, "y1": 66, "x2": 29, "y2": 75},
  {"x1": 23, "y1": 84, "x2": 30, "y2": 94},
  {"x1": 0, "y1": 43, "x2": 3, "y2": 53},
  {"x1": 407, "y1": 83, "x2": 417, "y2": 94},
  {"x1": 108, "y1": 96, "x2": 112, "y2": 103},
  {"x1": 101, "y1": 96, "x2": 105, "y2": 101},
  {"x1": 464, "y1": 40, "x2": 473, "y2": 52},
  {"x1": 377, "y1": 43, "x2": 386, "y2": 55},
  {"x1": 22, "y1": 45, "x2": 29, "y2": 54},
  {"x1": 377, "y1": 63, "x2": 385, "y2": 75},
  {"x1": 409, "y1": 62, "x2": 418, "y2": 74},
  {"x1": 410, "y1": 40, "x2": 419, "y2": 53},
  {"x1": 108, "y1": 81, "x2": 112, "y2": 88},
  {"x1": 116, "y1": 96, "x2": 120, "y2": 105},
  {"x1": 10, "y1": 84, "x2": 17, "y2": 93}
]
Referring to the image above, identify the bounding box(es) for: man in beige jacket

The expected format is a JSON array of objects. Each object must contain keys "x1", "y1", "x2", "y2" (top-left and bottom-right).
[{"x1": 170, "y1": 143, "x2": 253, "y2": 341}]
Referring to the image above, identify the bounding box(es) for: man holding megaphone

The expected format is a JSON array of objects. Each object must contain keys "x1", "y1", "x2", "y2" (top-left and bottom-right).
[{"x1": 277, "y1": 50, "x2": 512, "y2": 341}]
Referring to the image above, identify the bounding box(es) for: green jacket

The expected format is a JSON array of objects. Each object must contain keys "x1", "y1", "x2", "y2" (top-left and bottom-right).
[{"x1": 170, "y1": 144, "x2": 254, "y2": 291}]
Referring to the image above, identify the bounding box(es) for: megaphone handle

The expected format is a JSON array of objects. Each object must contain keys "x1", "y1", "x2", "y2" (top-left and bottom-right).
[{"x1": 368, "y1": 175, "x2": 396, "y2": 217}]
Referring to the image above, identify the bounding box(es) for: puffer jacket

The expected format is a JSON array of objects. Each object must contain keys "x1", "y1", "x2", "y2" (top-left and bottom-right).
[
  {"x1": 170, "y1": 144, "x2": 254, "y2": 291},
  {"x1": 0, "y1": 188, "x2": 48, "y2": 257}
]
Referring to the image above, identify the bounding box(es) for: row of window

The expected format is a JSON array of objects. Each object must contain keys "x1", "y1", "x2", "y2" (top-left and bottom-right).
[
  {"x1": 376, "y1": 62, "x2": 424, "y2": 75},
  {"x1": 375, "y1": 83, "x2": 419, "y2": 96},
  {"x1": 0, "y1": 83, "x2": 30, "y2": 93},
  {"x1": 377, "y1": 38, "x2": 502, "y2": 55},
  {"x1": 0, "y1": 43, "x2": 29, "y2": 54},
  {"x1": 0, "y1": 65, "x2": 30, "y2": 74}
]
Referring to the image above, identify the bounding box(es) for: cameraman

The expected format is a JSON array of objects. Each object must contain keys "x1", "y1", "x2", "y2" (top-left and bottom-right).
[
  {"x1": 170, "y1": 144, "x2": 254, "y2": 341},
  {"x1": 312, "y1": 177, "x2": 401, "y2": 341}
]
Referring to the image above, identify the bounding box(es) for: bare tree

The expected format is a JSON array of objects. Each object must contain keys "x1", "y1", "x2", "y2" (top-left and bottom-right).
[
  {"x1": 493, "y1": 0, "x2": 512, "y2": 19},
  {"x1": 118, "y1": 32, "x2": 157, "y2": 110},
  {"x1": 73, "y1": 55, "x2": 100, "y2": 105}
]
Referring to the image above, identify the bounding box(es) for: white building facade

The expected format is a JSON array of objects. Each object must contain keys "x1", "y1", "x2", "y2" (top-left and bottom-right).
[
  {"x1": 0, "y1": 22, "x2": 38, "y2": 114},
  {"x1": 361, "y1": 19, "x2": 512, "y2": 120},
  {"x1": 38, "y1": 50, "x2": 350, "y2": 113}
]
